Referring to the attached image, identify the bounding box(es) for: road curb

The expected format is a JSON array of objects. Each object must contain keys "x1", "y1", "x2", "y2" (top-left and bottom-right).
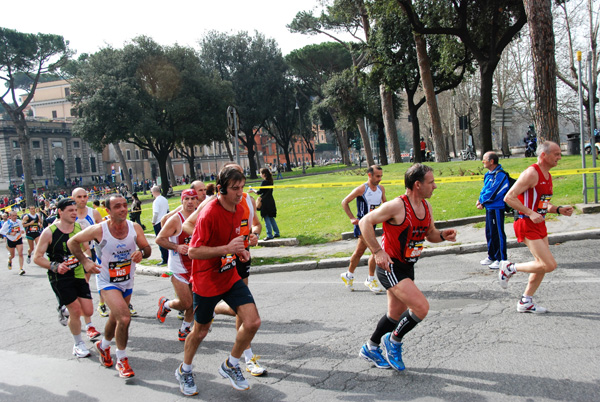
[{"x1": 137, "y1": 228, "x2": 600, "y2": 277}]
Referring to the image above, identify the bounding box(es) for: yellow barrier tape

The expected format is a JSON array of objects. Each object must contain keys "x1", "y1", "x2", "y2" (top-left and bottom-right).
[{"x1": 248, "y1": 167, "x2": 600, "y2": 189}]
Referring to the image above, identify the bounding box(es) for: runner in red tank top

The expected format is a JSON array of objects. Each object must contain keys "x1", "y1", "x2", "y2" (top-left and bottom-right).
[
  {"x1": 358, "y1": 164, "x2": 457, "y2": 372},
  {"x1": 499, "y1": 141, "x2": 574, "y2": 314}
]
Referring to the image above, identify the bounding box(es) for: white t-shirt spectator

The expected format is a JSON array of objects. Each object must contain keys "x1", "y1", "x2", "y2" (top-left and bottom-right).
[{"x1": 152, "y1": 194, "x2": 169, "y2": 226}]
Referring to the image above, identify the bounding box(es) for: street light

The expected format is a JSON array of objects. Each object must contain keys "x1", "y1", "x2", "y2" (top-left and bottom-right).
[{"x1": 295, "y1": 102, "x2": 306, "y2": 174}]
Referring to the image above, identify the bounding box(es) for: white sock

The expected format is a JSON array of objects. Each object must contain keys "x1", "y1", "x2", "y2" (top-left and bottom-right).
[
  {"x1": 180, "y1": 321, "x2": 191, "y2": 331},
  {"x1": 346, "y1": 272, "x2": 354, "y2": 279},
  {"x1": 73, "y1": 333, "x2": 83, "y2": 344},
  {"x1": 243, "y1": 347, "x2": 253, "y2": 362},
  {"x1": 228, "y1": 355, "x2": 240, "y2": 367},
  {"x1": 116, "y1": 349, "x2": 127, "y2": 361},
  {"x1": 100, "y1": 337, "x2": 111, "y2": 350},
  {"x1": 521, "y1": 295, "x2": 532, "y2": 303},
  {"x1": 182, "y1": 363, "x2": 193, "y2": 373},
  {"x1": 165, "y1": 300, "x2": 172, "y2": 310},
  {"x1": 85, "y1": 322, "x2": 93, "y2": 330},
  {"x1": 367, "y1": 275, "x2": 374, "y2": 282}
]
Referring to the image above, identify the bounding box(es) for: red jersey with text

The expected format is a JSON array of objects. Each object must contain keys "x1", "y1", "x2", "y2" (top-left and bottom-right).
[
  {"x1": 382, "y1": 195, "x2": 431, "y2": 264},
  {"x1": 190, "y1": 198, "x2": 243, "y2": 297},
  {"x1": 519, "y1": 164, "x2": 553, "y2": 217},
  {"x1": 168, "y1": 212, "x2": 193, "y2": 275}
]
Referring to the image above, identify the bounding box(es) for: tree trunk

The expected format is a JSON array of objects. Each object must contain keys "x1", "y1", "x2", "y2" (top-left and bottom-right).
[
  {"x1": 376, "y1": 121, "x2": 388, "y2": 166},
  {"x1": 113, "y1": 142, "x2": 133, "y2": 192},
  {"x1": 407, "y1": 98, "x2": 422, "y2": 163},
  {"x1": 479, "y1": 65, "x2": 495, "y2": 154},
  {"x1": 241, "y1": 127, "x2": 259, "y2": 179},
  {"x1": 12, "y1": 114, "x2": 34, "y2": 206},
  {"x1": 524, "y1": 0, "x2": 559, "y2": 144},
  {"x1": 186, "y1": 146, "x2": 197, "y2": 180},
  {"x1": 283, "y1": 147, "x2": 293, "y2": 171},
  {"x1": 379, "y1": 85, "x2": 402, "y2": 163},
  {"x1": 355, "y1": 118, "x2": 375, "y2": 166},
  {"x1": 156, "y1": 152, "x2": 170, "y2": 196},
  {"x1": 166, "y1": 155, "x2": 176, "y2": 186},
  {"x1": 413, "y1": 33, "x2": 447, "y2": 162}
]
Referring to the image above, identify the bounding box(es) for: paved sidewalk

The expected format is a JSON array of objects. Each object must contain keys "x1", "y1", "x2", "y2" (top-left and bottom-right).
[{"x1": 138, "y1": 203, "x2": 600, "y2": 277}]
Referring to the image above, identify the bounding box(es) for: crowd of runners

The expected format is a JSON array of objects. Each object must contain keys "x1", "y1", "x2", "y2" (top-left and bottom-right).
[{"x1": 3, "y1": 141, "x2": 573, "y2": 396}]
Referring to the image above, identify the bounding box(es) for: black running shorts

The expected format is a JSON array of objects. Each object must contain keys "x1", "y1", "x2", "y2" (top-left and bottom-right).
[
  {"x1": 7, "y1": 238, "x2": 23, "y2": 248},
  {"x1": 50, "y1": 277, "x2": 92, "y2": 307},
  {"x1": 193, "y1": 279, "x2": 255, "y2": 324},
  {"x1": 376, "y1": 258, "x2": 415, "y2": 290}
]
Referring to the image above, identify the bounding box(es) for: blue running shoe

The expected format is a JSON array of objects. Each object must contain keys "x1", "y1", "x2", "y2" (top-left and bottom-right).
[
  {"x1": 359, "y1": 344, "x2": 390, "y2": 369},
  {"x1": 380, "y1": 333, "x2": 405, "y2": 371}
]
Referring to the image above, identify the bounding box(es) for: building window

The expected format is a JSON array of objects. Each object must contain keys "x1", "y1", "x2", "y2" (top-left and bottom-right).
[
  {"x1": 64, "y1": 88, "x2": 70, "y2": 97},
  {"x1": 12, "y1": 140, "x2": 19, "y2": 148},
  {"x1": 73, "y1": 140, "x2": 80, "y2": 148},
  {"x1": 52, "y1": 110, "x2": 57, "y2": 119},
  {"x1": 15, "y1": 159, "x2": 23, "y2": 177},
  {"x1": 135, "y1": 149, "x2": 139, "y2": 159},
  {"x1": 32, "y1": 140, "x2": 41, "y2": 149},
  {"x1": 75, "y1": 157, "x2": 82, "y2": 174},
  {"x1": 35, "y1": 159, "x2": 43, "y2": 176},
  {"x1": 52, "y1": 141, "x2": 63, "y2": 148},
  {"x1": 90, "y1": 157, "x2": 97, "y2": 173},
  {"x1": 126, "y1": 150, "x2": 131, "y2": 160},
  {"x1": 142, "y1": 150, "x2": 148, "y2": 159}
]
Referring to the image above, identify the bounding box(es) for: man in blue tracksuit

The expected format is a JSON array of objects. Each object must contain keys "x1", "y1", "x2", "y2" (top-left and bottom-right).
[{"x1": 476, "y1": 152, "x2": 510, "y2": 269}]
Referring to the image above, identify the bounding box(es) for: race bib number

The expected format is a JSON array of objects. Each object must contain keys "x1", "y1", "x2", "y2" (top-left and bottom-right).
[
  {"x1": 536, "y1": 194, "x2": 552, "y2": 215},
  {"x1": 369, "y1": 204, "x2": 381, "y2": 212},
  {"x1": 65, "y1": 254, "x2": 80, "y2": 270},
  {"x1": 30, "y1": 224, "x2": 39, "y2": 233},
  {"x1": 219, "y1": 254, "x2": 237, "y2": 273},
  {"x1": 108, "y1": 259, "x2": 131, "y2": 283},
  {"x1": 405, "y1": 240, "x2": 423, "y2": 262}
]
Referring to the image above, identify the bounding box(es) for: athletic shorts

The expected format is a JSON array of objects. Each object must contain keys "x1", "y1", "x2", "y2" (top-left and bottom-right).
[
  {"x1": 50, "y1": 277, "x2": 92, "y2": 307},
  {"x1": 193, "y1": 279, "x2": 255, "y2": 324},
  {"x1": 26, "y1": 232, "x2": 41, "y2": 241},
  {"x1": 514, "y1": 217, "x2": 547, "y2": 243},
  {"x1": 173, "y1": 272, "x2": 191, "y2": 285},
  {"x1": 354, "y1": 223, "x2": 376, "y2": 238},
  {"x1": 100, "y1": 286, "x2": 133, "y2": 298},
  {"x1": 7, "y1": 238, "x2": 23, "y2": 248},
  {"x1": 236, "y1": 256, "x2": 251, "y2": 279},
  {"x1": 376, "y1": 258, "x2": 415, "y2": 290}
]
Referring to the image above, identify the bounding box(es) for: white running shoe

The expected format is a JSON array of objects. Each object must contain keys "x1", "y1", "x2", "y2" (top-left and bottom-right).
[
  {"x1": 340, "y1": 272, "x2": 354, "y2": 291},
  {"x1": 245, "y1": 355, "x2": 267, "y2": 376},
  {"x1": 488, "y1": 261, "x2": 500, "y2": 270},
  {"x1": 73, "y1": 341, "x2": 91, "y2": 358},
  {"x1": 517, "y1": 300, "x2": 548, "y2": 314},
  {"x1": 480, "y1": 257, "x2": 493, "y2": 265},
  {"x1": 175, "y1": 364, "x2": 198, "y2": 396},
  {"x1": 498, "y1": 261, "x2": 515, "y2": 289},
  {"x1": 364, "y1": 278, "x2": 383, "y2": 293}
]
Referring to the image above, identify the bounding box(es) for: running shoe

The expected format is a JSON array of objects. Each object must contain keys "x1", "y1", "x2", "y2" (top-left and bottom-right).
[
  {"x1": 95, "y1": 341, "x2": 113, "y2": 368},
  {"x1": 129, "y1": 304, "x2": 138, "y2": 317},
  {"x1": 245, "y1": 355, "x2": 267, "y2": 376},
  {"x1": 73, "y1": 341, "x2": 91, "y2": 358},
  {"x1": 359, "y1": 344, "x2": 390, "y2": 369},
  {"x1": 116, "y1": 357, "x2": 135, "y2": 378},
  {"x1": 175, "y1": 364, "x2": 198, "y2": 396},
  {"x1": 7, "y1": 260, "x2": 11, "y2": 270},
  {"x1": 86, "y1": 326, "x2": 101, "y2": 341},
  {"x1": 517, "y1": 300, "x2": 548, "y2": 314},
  {"x1": 19, "y1": 269, "x2": 25, "y2": 276},
  {"x1": 480, "y1": 257, "x2": 493, "y2": 265},
  {"x1": 498, "y1": 261, "x2": 515, "y2": 289},
  {"x1": 488, "y1": 261, "x2": 500, "y2": 270},
  {"x1": 219, "y1": 359, "x2": 250, "y2": 390},
  {"x1": 177, "y1": 310, "x2": 185, "y2": 320},
  {"x1": 340, "y1": 272, "x2": 354, "y2": 291},
  {"x1": 178, "y1": 327, "x2": 191, "y2": 342},
  {"x1": 97, "y1": 303, "x2": 109, "y2": 317},
  {"x1": 58, "y1": 305, "x2": 69, "y2": 326},
  {"x1": 27, "y1": 254, "x2": 31, "y2": 264},
  {"x1": 380, "y1": 333, "x2": 405, "y2": 371},
  {"x1": 157, "y1": 297, "x2": 170, "y2": 323},
  {"x1": 364, "y1": 278, "x2": 383, "y2": 293}
]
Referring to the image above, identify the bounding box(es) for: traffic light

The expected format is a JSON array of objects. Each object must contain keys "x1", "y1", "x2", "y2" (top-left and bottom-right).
[{"x1": 351, "y1": 138, "x2": 361, "y2": 151}]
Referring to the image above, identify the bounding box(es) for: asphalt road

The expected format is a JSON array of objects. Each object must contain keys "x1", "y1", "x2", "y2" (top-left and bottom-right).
[{"x1": 1, "y1": 238, "x2": 599, "y2": 401}]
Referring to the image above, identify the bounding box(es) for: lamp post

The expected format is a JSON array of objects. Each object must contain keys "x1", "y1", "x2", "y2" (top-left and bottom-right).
[{"x1": 295, "y1": 102, "x2": 306, "y2": 174}]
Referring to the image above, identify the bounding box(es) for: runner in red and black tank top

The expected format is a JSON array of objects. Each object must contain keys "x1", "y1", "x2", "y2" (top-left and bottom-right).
[
  {"x1": 382, "y1": 195, "x2": 431, "y2": 265},
  {"x1": 518, "y1": 163, "x2": 553, "y2": 218}
]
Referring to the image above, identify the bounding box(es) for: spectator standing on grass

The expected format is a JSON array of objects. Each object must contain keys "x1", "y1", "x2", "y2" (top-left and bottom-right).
[
  {"x1": 476, "y1": 152, "x2": 510, "y2": 270},
  {"x1": 250, "y1": 168, "x2": 279, "y2": 240},
  {"x1": 151, "y1": 185, "x2": 170, "y2": 266}
]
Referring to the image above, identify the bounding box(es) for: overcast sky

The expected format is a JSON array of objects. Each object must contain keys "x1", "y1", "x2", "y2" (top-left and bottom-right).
[{"x1": 2, "y1": 0, "x2": 334, "y2": 57}]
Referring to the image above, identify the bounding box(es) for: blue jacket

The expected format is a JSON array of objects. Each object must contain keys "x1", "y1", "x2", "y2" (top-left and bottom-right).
[{"x1": 479, "y1": 165, "x2": 509, "y2": 210}]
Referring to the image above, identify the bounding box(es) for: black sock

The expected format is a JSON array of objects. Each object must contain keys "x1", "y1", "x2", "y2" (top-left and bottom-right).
[
  {"x1": 370, "y1": 314, "x2": 398, "y2": 345},
  {"x1": 391, "y1": 310, "x2": 421, "y2": 342}
]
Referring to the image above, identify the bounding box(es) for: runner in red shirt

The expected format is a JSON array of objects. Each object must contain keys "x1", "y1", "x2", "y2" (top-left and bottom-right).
[
  {"x1": 174, "y1": 166, "x2": 261, "y2": 396},
  {"x1": 499, "y1": 141, "x2": 574, "y2": 313},
  {"x1": 358, "y1": 164, "x2": 457, "y2": 372}
]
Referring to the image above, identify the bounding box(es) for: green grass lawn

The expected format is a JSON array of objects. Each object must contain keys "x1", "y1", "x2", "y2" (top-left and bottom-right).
[{"x1": 130, "y1": 155, "x2": 597, "y2": 244}]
